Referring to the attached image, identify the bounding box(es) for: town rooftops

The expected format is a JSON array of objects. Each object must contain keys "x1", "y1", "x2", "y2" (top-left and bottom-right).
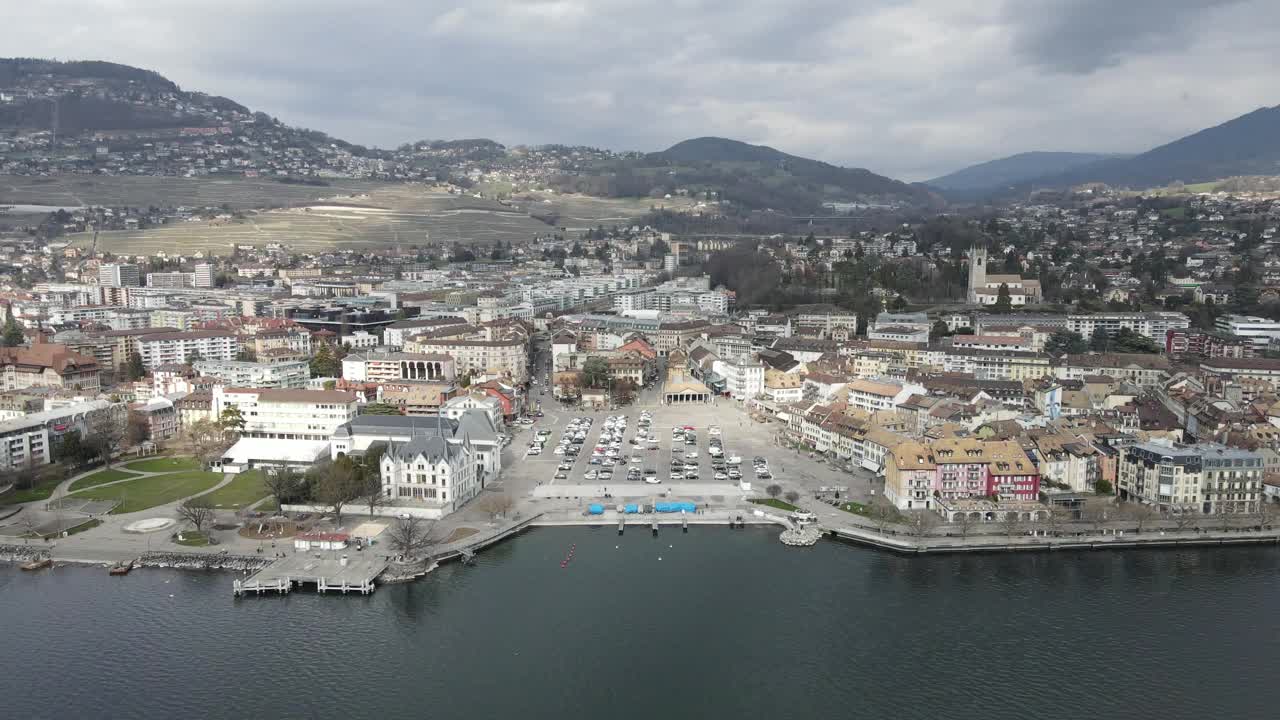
[{"x1": 222, "y1": 388, "x2": 356, "y2": 403}]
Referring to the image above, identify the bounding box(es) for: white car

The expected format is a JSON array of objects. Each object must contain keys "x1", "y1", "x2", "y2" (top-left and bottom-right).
[
  {"x1": 630, "y1": 456, "x2": 643, "y2": 464},
  {"x1": 708, "y1": 426, "x2": 722, "y2": 436},
  {"x1": 527, "y1": 448, "x2": 541, "y2": 456},
  {"x1": 684, "y1": 452, "x2": 698, "y2": 460},
  {"x1": 726, "y1": 456, "x2": 742, "y2": 465},
  {"x1": 645, "y1": 476, "x2": 662, "y2": 485},
  {"x1": 715, "y1": 472, "x2": 728, "y2": 481},
  {"x1": 553, "y1": 447, "x2": 565, "y2": 455}
]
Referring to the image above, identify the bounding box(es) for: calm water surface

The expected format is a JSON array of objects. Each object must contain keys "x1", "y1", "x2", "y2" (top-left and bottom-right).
[{"x1": 3, "y1": 527, "x2": 1279, "y2": 720}]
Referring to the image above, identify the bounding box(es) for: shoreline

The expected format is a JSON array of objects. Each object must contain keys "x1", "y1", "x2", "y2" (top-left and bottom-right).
[{"x1": 7, "y1": 516, "x2": 1280, "y2": 581}]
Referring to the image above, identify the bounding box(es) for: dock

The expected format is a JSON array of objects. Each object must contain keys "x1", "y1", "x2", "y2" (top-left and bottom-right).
[{"x1": 233, "y1": 552, "x2": 389, "y2": 597}]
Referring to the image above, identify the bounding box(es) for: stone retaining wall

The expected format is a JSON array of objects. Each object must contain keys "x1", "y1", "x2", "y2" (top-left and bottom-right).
[
  {"x1": 0, "y1": 544, "x2": 47, "y2": 563},
  {"x1": 138, "y1": 551, "x2": 271, "y2": 572}
]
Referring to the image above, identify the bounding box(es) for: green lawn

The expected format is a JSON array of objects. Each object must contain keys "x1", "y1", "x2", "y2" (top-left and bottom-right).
[
  {"x1": 1, "y1": 476, "x2": 63, "y2": 505},
  {"x1": 199, "y1": 470, "x2": 268, "y2": 510},
  {"x1": 75, "y1": 471, "x2": 223, "y2": 514},
  {"x1": 69, "y1": 468, "x2": 141, "y2": 492},
  {"x1": 749, "y1": 498, "x2": 800, "y2": 512},
  {"x1": 837, "y1": 501, "x2": 871, "y2": 516},
  {"x1": 123, "y1": 457, "x2": 202, "y2": 473},
  {"x1": 254, "y1": 498, "x2": 280, "y2": 513},
  {"x1": 1160, "y1": 207, "x2": 1188, "y2": 220},
  {"x1": 174, "y1": 531, "x2": 212, "y2": 547}
]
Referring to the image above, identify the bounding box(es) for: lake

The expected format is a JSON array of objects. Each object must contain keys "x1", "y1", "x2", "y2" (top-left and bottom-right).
[{"x1": 3, "y1": 527, "x2": 1278, "y2": 720}]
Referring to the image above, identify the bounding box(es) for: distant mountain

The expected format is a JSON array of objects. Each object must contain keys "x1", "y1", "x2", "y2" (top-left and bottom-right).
[
  {"x1": 926, "y1": 152, "x2": 1126, "y2": 192},
  {"x1": 611, "y1": 136, "x2": 936, "y2": 211},
  {"x1": 1013, "y1": 105, "x2": 1280, "y2": 193}
]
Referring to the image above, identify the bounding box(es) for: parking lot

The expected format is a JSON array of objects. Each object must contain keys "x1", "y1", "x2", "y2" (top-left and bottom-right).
[{"x1": 507, "y1": 400, "x2": 872, "y2": 505}]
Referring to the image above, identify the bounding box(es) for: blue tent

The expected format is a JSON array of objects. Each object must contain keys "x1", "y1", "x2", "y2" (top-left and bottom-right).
[
  {"x1": 588, "y1": 504, "x2": 605, "y2": 515},
  {"x1": 624, "y1": 504, "x2": 639, "y2": 514}
]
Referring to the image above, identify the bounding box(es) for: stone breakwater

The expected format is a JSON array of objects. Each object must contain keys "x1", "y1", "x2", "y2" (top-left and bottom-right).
[
  {"x1": 379, "y1": 558, "x2": 438, "y2": 583},
  {"x1": 1, "y1": 544, "x2": 48, "y2": 563},
  {"x1": 139, "y1": 551, "x2": 271, "y2": 572}
]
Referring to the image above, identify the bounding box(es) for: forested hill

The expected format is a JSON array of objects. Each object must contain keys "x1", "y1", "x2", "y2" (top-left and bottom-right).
[
  {"x1": 927, "y1": 151, "x2": 1125, "y2": 193},
  {"x1": 1009, "y1": 105, "x2": 1280, "y2": 193},
  {"x1": 548, "y1": 136, "x2": 938, "y2": 214}
]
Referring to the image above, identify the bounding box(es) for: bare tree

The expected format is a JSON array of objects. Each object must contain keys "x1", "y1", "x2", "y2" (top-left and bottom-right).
[
  {"x1": 998, "y1": 511, "x2": 1023, "y2": 539},
  {"x1": 1084, "y1": 505, "x2": 1112, "y2": 535},
  {"x1": 477, "y1": 492, "x2": 515, "y2": 519},
  {"x1": 359, "y1": 472, "x2": 385, "y2": 517},
  {"x1": 263, "y1": 467, "x2": 301, "y2": 507},
  {"x1": 1171, "y1": 510, "x2": 1200, "y2": 533},
  {"x1": 869, "y1": 502, "x2": 897, "y2": 534},
  {"x1": 784, "y1": 490, "x2": 801, "y2": 506},
  {"x1": 88, "y1": 411, "x2": 124, "y2": 468},
  {"x1": 315, "y1": 460, "x2": 363, "y2": 527},
  {"x1": 766, "y1": 484, "x2": 782, "y2": 500},
  {"x1": 1252, "y1": 501, "x2": 1277, "y2": 531},
  {"x1": 1041, "y1": 506, "x2": 1068, "y2": 537},
  {"x1": 906, "y1": 510, "x2": 936, "y2": 537},
  {"x1": 185, "y1": 419, "x2": 229, "y2": 470},
  {"x1": 952, "y1": 510, "x2": 975, "y2": 539},
  {"x1": 125, "y1": 410, "x2": 150, "y2": 448},
  {"x1": 1125, "y1": 503, "x2": 1158, "y2": 533},
  {"x1": 177, "y1": 497, "x2": 215, "y2": 535},
  {"x1": 1210, "y1": 505, "x2": 1235, "y2": 533},
  {"x1": 386, "y1": 516, "x2": 438, "y2": 559}
]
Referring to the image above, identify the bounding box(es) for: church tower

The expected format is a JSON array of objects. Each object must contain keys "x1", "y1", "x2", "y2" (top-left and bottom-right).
[{"x1": 967, "y1": 245, "x2": 987, "y2": 304}]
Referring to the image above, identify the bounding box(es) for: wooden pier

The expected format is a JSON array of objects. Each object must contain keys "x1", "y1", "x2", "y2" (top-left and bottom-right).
[{"x1": 233, "y1": 552, "x2": 389, "y2": 597}]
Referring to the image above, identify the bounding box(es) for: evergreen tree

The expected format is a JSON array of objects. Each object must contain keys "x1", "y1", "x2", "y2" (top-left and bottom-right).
[
  {"x1": 1089, "y1": 327, "x2": 1111, "y2": 353},
  {"x1": 993, "y1": 283, "x2": 1013, "y2": 313},
  {"x1": 2, "y1": 311, "x2": 24, "y2": 347},
  {"x1": 126, "y1": 351, "x2": 146, "y2": 381}
]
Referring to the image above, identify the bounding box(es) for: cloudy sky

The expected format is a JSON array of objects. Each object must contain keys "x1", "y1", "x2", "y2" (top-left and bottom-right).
[{"x1": 4, "y1": 0, "x2": 1278, "y2": 180}]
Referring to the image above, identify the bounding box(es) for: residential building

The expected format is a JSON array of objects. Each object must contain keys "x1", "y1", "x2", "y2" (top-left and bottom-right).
[
  {"x1": 1215, "y1": 315, "x2": 1280, "y2": 350},
  {"x1": 0, "y1": 400, "x2": 118, "y2": 470},
  {"x1": 1118, "y1": 441, "x2": 1262, "y2": 514},
  {"x1": 884, "y1": 438, "x2": 1041, "y2": 510},
  {"x1": 137, "y1": 330, "x2": 239, "y2": 370},
  {"x1": 0, "y1": 343, "x2": 100, "y2": 392},
  {"x1": 98, "y1": 263, "x2": 141, "y2": 288},
  {"x1": 193, "y1": 359, "x2": 310, "y2": 389}
]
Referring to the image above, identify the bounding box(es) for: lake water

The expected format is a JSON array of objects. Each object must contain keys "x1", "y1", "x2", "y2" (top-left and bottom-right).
[{"x1": 3, "y1": 527, "x2": 1278, "y2": 720}]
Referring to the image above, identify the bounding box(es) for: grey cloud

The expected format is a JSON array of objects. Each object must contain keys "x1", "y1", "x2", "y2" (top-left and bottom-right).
[
  {"x1": 1005, "y1": 0, "x2": 1246, "y2": 74},
  {"x1": 0, "y1": 0, "x2": 1278, "y2": 180}
]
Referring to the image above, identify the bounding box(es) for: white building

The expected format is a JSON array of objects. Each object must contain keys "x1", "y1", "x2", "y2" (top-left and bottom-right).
[
  {"x1": 712, "y1": 358, "x2": 765, "y2": 399},
  {"x1": 379, "y1": 434, "x2": 480, "y2": 519},
  {"x1": 99, "y1": 263, "x2": 141, "y2": 288},
  {"x1": 193, "y1": 359, "x2": 310, "y2": 389},
  {"x1": 213, "y1": 387, "x2": 358, "y2": 441},
  {"x1": 194, "y1": 263, "x2": 215, "y2": 288},
  {"x1": 1215, "y1": 314, "x2": 1280, "y2": 350},
  {"x1": 845, "y1": 378, "x2": 926, "y2": 413},
  {"x1": 137, "y1": 330, "x2": 239, "y2": 370},
  {"x1": 330, "y1": 411, "x2": 502, "y2": 480},
  {"x1": 341, "y1": 330, "x2": 380, "y2": 350},
  {"x1": 0, "y1": 400, "x2": 117, "y2": 470}
]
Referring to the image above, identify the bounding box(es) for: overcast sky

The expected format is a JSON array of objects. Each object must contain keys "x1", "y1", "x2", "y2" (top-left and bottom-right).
[{"x1": 5, "y1": 0, "x2": 1278, "y2": 180}]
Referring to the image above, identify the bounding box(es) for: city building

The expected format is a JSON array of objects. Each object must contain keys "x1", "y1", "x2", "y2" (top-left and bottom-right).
[
  {"x1": 1, "y1": 343, "x2": 100, "y2": 392},
  {"x1": 192, "y1": 359, "x2": 310, "y2": 389},
  {"x1": 137, "y1": 330, "x2": 239, "y2": 369},
  {"x1": 1118, "y1": 441, "x2": 1262, "y2": 514},
  {"x1": 98, "y1": 263, "x2": 141, "y2": 288}
]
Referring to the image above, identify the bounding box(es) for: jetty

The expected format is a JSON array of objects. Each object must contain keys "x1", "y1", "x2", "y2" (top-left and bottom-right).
[{"x1": 233, "y1": 552, "x2": 388, "y2": 597}]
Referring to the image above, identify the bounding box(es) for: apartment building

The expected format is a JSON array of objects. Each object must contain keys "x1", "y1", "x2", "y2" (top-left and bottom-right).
[
  {"x1": 0, "y1": 400, "x2": 118, "y2": 470},
  {"x1": 404, "y1": 334, "x2": 529, "y2": 383},
  {"x1": 884, "y1": 438, "x2": 1041, "y2": 510},
  {"x1": 193, "y1": 359, "x2": 310, "y2": 389},
  {"x1": 1118, "y1": 441, "x2": 1262, "y2": 514},
  {"x1": 137, "y1": 330, "x2": 239, "y2": 370},
  {"x1": 1214, "y1": 315, "x2": 1280, "y2": 350},
  {"x1": 98, "y1": 263, "x2": 141, "y2": 288}
]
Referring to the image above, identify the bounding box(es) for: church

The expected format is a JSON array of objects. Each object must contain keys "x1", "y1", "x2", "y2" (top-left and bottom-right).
[{"x1": 967, "y1": 245, "x2": 1042, "y2": 306}]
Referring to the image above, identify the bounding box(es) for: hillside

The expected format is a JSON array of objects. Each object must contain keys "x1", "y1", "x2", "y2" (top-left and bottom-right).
[
  {"x1": 1015, "y1": 105, "x2": 1280, "y2": 193},
  {"x1": 548, "y1": 136, "x2": 936, "y2": 213},
  {"x1": 926, "y1": 151, "x2": 1125, "y2": 192}
]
